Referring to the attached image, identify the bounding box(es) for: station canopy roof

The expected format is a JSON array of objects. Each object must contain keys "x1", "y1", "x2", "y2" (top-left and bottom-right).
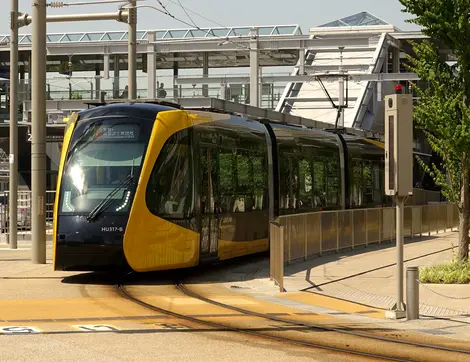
[
  {"x1": 0, "y1": 14, "x2": 426, "y2": 71},
  {"x1": 319, "y1": 11, "x2": 390, "y2": 27},
  {"x1": 0, "y1": 24, "x2": 304, "y2": 70},
  {"x1": 0, "y1": 25, "x2": 302, "y2": 45}
]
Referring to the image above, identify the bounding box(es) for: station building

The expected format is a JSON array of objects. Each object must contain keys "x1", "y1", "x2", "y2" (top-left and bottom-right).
[{"x1": 0, "y1": 12, "x2": 448, "y2": 196}]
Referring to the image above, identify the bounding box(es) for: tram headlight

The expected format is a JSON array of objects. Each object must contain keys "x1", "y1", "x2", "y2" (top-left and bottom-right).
[{"x1": 69, "y1": 164, "x2": 85, "y2": 195}]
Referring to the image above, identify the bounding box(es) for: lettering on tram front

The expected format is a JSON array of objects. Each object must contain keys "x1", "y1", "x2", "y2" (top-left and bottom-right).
[{"x1": 101, "y1": 227, "x2": 124, "y2": 232}]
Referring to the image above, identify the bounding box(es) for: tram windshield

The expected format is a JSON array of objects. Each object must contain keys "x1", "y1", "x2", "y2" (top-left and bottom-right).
[{"x1": 59, "y1": 118, "x2": 148, "y2": 215}]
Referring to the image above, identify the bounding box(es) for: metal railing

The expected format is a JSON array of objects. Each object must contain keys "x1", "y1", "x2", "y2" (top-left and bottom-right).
[
  {"x1": 405, "y1": 188, "x2": 444, "y2": 205},
  {"x1": 0, "y1": 190, "x2": 56, "y2": 242},
  {"x1": 17, "y1": 76, "x2": 286, "y2": 111},
  {"x1": 270, "y1": 221, "x2": 285, "y2": 292},
  {"x1": 270, "y1": 203, "x2": 458, "y2": 291}
]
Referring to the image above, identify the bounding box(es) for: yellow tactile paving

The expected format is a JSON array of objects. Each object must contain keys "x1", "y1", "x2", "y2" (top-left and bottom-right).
[
  {"x1": 132, "y1": 292, "x2": 331, "y2": 318},
  {"x1": 277, "y1": 292, "x2": 385, "y2": 318},
  {"x1": 135, "y1": 294, "x2": 332, "y2": 321},
  {"x1": 0, "y1": 297, "x2": 161, "y2": 321},
  {"x1": 0, "y1": 274, "x2": 385, "y2": 328},
  {"x1": 183, "y1": 284, "x2": 340, "y2": 318}
]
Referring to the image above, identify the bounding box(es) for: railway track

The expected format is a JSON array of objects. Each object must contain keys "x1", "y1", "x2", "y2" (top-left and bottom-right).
[{"x1": 115, "y1": 282, "x2": 470, "y2": 362}]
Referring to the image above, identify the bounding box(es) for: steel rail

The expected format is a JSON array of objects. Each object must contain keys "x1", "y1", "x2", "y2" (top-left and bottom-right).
[
  {"x1": 176, "y1": 283, "x2": 470, "y2": 357},
  {"x1": 115, "y1": 284, "x2": 405, "y2": 362}
]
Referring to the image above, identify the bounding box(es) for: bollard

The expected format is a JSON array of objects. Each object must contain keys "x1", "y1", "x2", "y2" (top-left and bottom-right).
[{"x1": 406, "y1": 266, "x2": 419, "y2": 320}]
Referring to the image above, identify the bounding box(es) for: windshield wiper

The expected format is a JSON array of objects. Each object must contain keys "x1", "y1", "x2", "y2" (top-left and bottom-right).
[{"x1": 86, "y1": 174, "x2": 134, "y2": 222}]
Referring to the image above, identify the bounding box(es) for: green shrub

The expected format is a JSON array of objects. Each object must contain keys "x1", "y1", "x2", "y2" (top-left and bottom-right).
[{"x1": 419, "y1": 259, "x2": 470, "y2": 284}]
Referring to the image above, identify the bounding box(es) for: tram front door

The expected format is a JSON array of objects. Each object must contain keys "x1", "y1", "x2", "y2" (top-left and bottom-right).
[{"x1": 200, "y1": 147, "x2": 219, "y2": 261}]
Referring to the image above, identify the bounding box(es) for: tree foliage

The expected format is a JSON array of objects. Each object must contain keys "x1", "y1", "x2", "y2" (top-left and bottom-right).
[
  {"x1": 400, "y1": 0, "x2": 470, "y2": 96},
  {"x1": 405, "y1": 41, "x2": 468, "y2": 203},
  {"x1": 400, "y1": 0, "x2": 470, "y2": 262}
]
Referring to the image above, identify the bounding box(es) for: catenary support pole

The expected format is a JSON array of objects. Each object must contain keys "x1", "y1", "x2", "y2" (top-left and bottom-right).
[
  {"x1": 31, "y1": 0, "x2": 47, "y2": 264},
  {"x1": 338, "y1": 46, "x2": 345, "y2": 128},
  {"x1": 95, "y1": 71, "x2": 101, "y2": 100},
  {"x1": 147, "y1": 31, "x2": 156, "y2": 99},
  {"x1": 299, "y1": 48, "x2": 306, "y2": 75},
  {"x1": 9, "y1": 0, "x2": 18, "y2": 249},
  {"x1": 338, "y1": 75, "x2": 344, "y2": 127},
  {"x1": 202, "y1": 52, "x2": 209, "y2": 97},
  {"x1": 128, "y1": 0, "x2": 137, "y2": 100},
  {"x1": 249, "y1": 28, "x2": 259, "y2": 107}
]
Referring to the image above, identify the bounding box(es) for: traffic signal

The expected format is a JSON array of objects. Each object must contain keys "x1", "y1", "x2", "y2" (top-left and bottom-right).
[{"x1": 395, "y1": 83, "x2": 403, "y2": 94}]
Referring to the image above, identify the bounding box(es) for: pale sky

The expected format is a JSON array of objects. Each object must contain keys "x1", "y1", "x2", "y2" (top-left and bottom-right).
[{"x1": 0, "y1": 0, "x2": 419, "y2": 35}]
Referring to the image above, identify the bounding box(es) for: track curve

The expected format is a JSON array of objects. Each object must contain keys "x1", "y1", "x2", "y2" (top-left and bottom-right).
[
  {"x1": 115, "y1": 282, "x2": 470, "y2": 361},
  {"x1": 115, "y1": 284, "x2": 403, "y2": 361},
  {"x1": 176, "y1": 283, "x2": 470, "y2": 356}
]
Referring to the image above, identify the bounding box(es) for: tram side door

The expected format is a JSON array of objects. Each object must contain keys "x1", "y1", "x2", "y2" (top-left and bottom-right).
[{"x1": 200, "y1": 146, "x2": 219, "y2": 261}]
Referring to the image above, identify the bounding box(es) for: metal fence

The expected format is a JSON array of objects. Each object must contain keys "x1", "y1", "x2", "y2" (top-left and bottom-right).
[
  {"x1": 0, "y1": 191, "x2": 56, "y2": 241},
  {"x1": 270, "y1": 203, "x2": 458, "y2": 291},
  {"x1": 270, "y1": 221, "x2": 285, "y2": 292},
  {"x1": 405, "y1": 188, "x2": 444, "y2": 205}
]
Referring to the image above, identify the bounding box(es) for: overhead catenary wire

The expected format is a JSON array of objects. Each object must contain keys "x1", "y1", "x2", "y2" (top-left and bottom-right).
[
  {"x1": 125, "y1": 3, "x2": 249, "y2": 50},
  {"x1": 168, "y1": 0, "x2": 267, "y2": 38},
  {"x1": 165, "y1": 0, "x2": 229, "y2": 29},
  {"x1": 158, "y1": 0, "x2": 245, "y2": 36},
  {"x1": 121, "y1": 1, "x2": 289, "y2": 64},
  {"x1": 175, "y1": 0, "x2": 197, "y2": 28}
]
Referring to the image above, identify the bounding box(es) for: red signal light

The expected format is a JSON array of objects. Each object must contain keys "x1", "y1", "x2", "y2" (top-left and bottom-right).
[{"x1": 395, "y1": 84, "x2": 403, "y2": 94}]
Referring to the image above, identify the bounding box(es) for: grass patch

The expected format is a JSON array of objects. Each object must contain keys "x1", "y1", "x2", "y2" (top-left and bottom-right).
[{"x1": 419, "y1": 259, "x2": 470, "y2": 284}]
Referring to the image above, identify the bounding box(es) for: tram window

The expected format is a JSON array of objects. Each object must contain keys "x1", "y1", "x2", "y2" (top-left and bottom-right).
[
  {"x1": 313, "y1": 160, "x2": 326, "y2": 208},
  {"x1": 219, "y1": 149, "x2": 235, "y2": 213},
  {"x1": 351, "y1": 160, "x2": 363, "y2": 207},
  {"x1": 363, "y1": 161, "x2": 373, "y2": 205},
  {"x1": 214, "y1": 147, "x2": 268, "y2": 214},
  {"x1": 299, "y1": 158, "x2": 313, "y2": 210},
  {"x1": 234, "y1": 153, "x2": 252, "y2": 212},
  {"x1": 146, "y1": 129, "x2": 194, "y2": 219},
  {"x1": 326, "y1": 158, "x2": 340, "y2": 207},
  {"x1": 372, "y1": 162, "x2": 384, "y2": 204},
  {"x1": 279, "y1": 155, "x2": 299, "y2": 212},
  {"x1": 252, "y1": 154, "x2": 268, "y2": 210},
  {"x1": 236, "y1": 153, "x2": 251, "y2": 192}
]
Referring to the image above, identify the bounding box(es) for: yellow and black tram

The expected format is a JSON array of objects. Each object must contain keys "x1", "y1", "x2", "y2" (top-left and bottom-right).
[{"x1": 52, "y1": 101, "x2": 424, "y2": 272}]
